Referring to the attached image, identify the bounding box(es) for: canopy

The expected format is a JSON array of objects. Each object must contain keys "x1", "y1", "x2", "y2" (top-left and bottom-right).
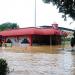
[{"x1": 0, "y1": 28, "x2": 67, "y2": 37}]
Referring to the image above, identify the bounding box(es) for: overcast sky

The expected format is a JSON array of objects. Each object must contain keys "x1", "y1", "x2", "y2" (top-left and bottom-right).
[{"x1": 0, "y1": 0, "x2": 75, "y2": 29}]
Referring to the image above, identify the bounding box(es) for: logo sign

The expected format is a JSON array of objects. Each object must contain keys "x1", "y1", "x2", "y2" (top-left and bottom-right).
[{"x1": 52, "y1": 23, "x2": 58, "y2": 29}]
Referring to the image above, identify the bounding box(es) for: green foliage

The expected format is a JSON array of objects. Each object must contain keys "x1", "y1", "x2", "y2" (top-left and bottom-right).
[
  {"x1": 73, "y1": 32, "x2": 75, "y2": 37},
  {"x1": 0, "y1": 43, "x2": 2, "y2": 47},
  {"x1": 71, "y1": 32, "x2": 75, "y2": 47},
  {"x1": 0, "y1": 22, "x2": 19, "y2": 31},
  {"x1": 42, "y1": 0, "x2": 75, "y2": 20},
  {"x1": 43, "y1": 0, "x2": 50, "y2": 3},
  {"x1": 0, "y1": 58, "x2": 9, "y2": 75}
]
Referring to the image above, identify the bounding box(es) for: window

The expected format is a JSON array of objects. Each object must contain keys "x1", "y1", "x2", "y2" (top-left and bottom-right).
[
  {"x1": 6, "y1": 39, "x2": 12, "y2": 43},
  {"x1": 21, "y1": 38, "x2": 29, "y2": 44}
]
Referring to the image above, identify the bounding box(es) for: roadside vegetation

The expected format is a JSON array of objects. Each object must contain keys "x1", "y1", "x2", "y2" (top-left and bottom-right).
[
  {"x1": 0, "y1": 22, "x2": 19, "y2": 31},
  {"x1": 0, "y1": 58, "x2": 9, "y2": 75}
]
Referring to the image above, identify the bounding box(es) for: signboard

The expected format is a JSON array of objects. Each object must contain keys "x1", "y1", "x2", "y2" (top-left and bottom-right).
[{"x1": 52, "y1": 23, "x2": 58, "y2": 29}]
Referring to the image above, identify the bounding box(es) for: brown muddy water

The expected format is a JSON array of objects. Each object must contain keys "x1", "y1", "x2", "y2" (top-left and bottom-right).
[{"x1": 0, "y1": 45, "x2": 75, "y2": 75}]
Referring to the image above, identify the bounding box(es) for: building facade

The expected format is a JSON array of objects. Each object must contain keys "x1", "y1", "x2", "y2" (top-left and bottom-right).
[{"x1": 0, "y1": 23, "x2": 67, "y2": 47}]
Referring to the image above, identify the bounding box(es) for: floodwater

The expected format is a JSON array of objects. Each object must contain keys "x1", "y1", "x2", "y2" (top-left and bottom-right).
[{"x1": 0, "y1": 45, "x2": 75, "y2": 75}]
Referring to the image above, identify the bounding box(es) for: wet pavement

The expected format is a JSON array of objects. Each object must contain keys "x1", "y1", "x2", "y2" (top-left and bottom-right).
[{"x1": 0, "y1": 46, "x2": 75, "y2": 75}]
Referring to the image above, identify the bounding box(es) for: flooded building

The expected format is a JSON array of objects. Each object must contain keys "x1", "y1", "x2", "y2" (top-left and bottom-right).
[{"x1": 0, "y1": 23, "x2": 67, "y2": 47}]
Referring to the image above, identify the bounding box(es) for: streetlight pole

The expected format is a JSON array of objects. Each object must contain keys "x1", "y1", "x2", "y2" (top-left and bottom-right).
[{"x1": 34, "y1": 0, "x2": 36, "y2": 27}]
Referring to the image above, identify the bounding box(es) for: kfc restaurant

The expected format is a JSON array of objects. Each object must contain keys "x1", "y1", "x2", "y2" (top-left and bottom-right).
[{"x1": 0, "y1": 23, "x2": 67, "y2": 47}]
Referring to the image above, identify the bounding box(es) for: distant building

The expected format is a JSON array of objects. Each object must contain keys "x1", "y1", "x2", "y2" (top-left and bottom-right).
[
  {"x1": 59, "y1": 27, "x2": 74, "y2": 39},
  {"x1": 40, "y1": 23, "x2": 75, "y2": 39}
]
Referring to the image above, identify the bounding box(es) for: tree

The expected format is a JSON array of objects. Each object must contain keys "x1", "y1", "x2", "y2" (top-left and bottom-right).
[
  {"x1": 42, "y1": 0, "x2": 75, "y2": 20},
  {"x1": 0, "y1": 22, "x2": 19, "y2": 31},
  {"x1": 71, "y1": 32, "x2": 75, "y2": 48}
]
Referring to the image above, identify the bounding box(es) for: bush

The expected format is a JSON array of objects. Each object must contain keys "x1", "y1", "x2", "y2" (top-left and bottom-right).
[
  {"x1": 70, "y1": 32, "x2": 75, "y2": 47},
  {"x1": 0, "y1": 58, "x2": 9, "y2": 75}
]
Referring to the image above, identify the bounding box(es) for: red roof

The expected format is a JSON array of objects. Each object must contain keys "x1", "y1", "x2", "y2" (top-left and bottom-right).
[{"x1": 0, "y1": 28, "x2": 66, "y2": 37}]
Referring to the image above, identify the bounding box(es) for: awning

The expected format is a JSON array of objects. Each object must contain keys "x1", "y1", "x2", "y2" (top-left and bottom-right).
[{"x1": 0, "y1": 28, "x2": 66, "y2": 37}]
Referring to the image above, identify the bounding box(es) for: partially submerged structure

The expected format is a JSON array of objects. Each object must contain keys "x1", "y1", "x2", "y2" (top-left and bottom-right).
[{"x1": 0, "y1": 23, "x2": 67, "y2": 46}]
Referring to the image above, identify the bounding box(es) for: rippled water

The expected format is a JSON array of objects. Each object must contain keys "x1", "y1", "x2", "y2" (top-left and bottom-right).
[{"x1": 0, "y1": 45, "x2": 75, "y2": 75}]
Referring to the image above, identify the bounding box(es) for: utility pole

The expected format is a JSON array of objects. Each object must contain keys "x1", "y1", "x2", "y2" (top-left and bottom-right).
[{"x1": 35, "y1": 0, "x2": 36, "y2": 27}]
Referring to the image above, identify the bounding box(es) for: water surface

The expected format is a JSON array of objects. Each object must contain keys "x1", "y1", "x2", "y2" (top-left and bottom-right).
[{"x1": 0, "y1": 45, "x2": 75, "y2": 75}]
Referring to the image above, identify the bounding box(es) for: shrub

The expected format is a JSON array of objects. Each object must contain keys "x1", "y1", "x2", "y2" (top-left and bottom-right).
[
  {"x1": 70, "y1": 32, "x2": 75, "y2": 47},
  {"x1": 0, "y1": 58, "x2": 9, "y2": 75}
]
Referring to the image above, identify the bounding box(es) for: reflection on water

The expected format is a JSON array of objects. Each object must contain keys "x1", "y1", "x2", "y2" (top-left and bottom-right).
[
  {"x1": 2, "y1": 45, "x2": 70, "y2": 54},
  {"x1": 0, "y1": 45, "x2": 75, "y2": 75}
]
